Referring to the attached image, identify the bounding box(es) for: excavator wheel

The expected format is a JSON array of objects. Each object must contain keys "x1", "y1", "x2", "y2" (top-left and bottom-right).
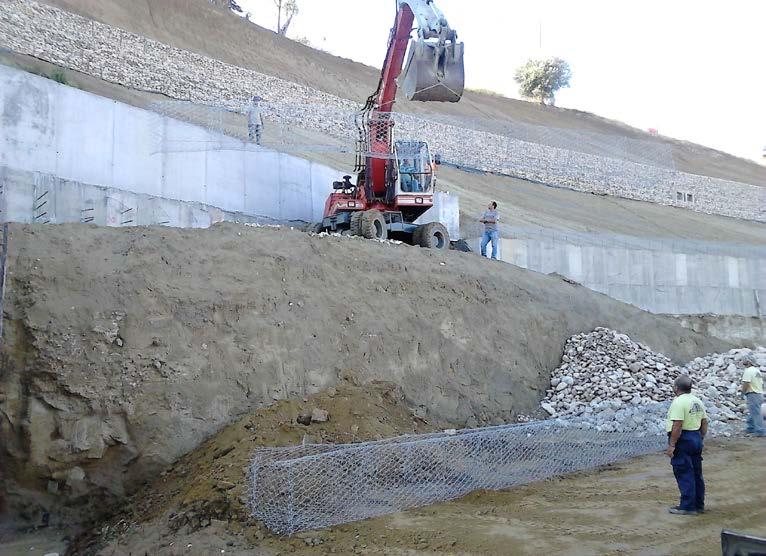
[
  {"x1": 349, "y1": 211, "x2": 364, "y2": 236},
  {"x1": 361, "y1": 210, "x2": 388, "y2": 240},
  {"x1": 308, "y1": 222, "x2": 324, "y2": 234},
  {"x1": 412, "y1": 225, "x2": 424, "y2": 246},
  {"x1": 418, "y1": 222, "x2": 449, "y2": 250}
]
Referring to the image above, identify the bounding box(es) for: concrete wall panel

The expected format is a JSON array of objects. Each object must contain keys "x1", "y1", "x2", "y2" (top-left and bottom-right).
[
  {"x1": 244, "y1": 150, "x2": 281, "y2": 217},
  {"x1": 112, "y1": 103, "x2": 162, "y2": 196},
  {"x1": 55, "y1": 85, "x2": 115, "y2": 186},
  {"x1": 161, "y1": 122, "x2": 208, "y2": 203},
  {"x1": 489, "y1": 230, "x2": 766, "y2": 317},
  {"x1": 0, "y1": 71, "x2": 57, "y2": 174},
  {"x1": 309, "y1": 163, "x2": 337, "y2": 222},
  {"x1": 2, "y1": 65, "x2": 461, "y2": 233},
  {"x1": 277, "y1": 154, "x2": 313, "y2": 222},
  {"x1": 205, "y1": 149, "x2": 246, "y2": 211}
]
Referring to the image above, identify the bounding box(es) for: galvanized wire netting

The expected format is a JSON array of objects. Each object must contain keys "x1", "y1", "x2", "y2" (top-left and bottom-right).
[{"x1": 249, "y1": 419, "x2": 665, "y2": 535}]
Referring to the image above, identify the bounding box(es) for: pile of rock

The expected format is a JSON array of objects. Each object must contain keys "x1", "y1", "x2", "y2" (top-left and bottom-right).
[
  {"x1": 540, "y1": 327, "x2": 681, "y2": 416},
  {"x1": 541, "y1": 327, "x2": 765, "y2": 437},
  {"x1": 687, "y1": 348, "x2": 766, "y2": 424}
]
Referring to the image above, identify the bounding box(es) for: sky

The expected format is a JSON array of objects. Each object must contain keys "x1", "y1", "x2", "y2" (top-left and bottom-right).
[{"x1": 237, "y1": 0, "x2": 766, "y2": 162}]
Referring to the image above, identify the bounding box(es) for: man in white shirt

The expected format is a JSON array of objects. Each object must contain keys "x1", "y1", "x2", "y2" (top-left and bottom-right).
[{"x1": 741, "y1": 355, "x2": 764, "y2": 437}]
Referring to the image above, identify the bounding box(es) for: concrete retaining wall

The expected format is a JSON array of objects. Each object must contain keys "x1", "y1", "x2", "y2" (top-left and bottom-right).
[
  {"x1": 673, "y1": 315, "x2": 765, "y2": 347},
  {"x1": 0, "y1": 64, "x2": 338, "y2": 223},
  {"x1": 0, "y1": 64, "x2": 459, "y2": 236},
  {"x1": 469, "y1": 232, "x2": 766, "y2": 317},
  {"x1": 0, "y1": 0, "x2": 763, "y2": 221}
]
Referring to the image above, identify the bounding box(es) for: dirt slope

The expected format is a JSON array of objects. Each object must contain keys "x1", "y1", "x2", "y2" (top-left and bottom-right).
[
  {"x1": 37, "y1": 0, "x2": 766, "y2": 186},
  {"x1": 0, "y1": 223, "x2": 731, "y2": 529},
  {"x1": 70, "y1": 380, "x2": 446, "y2": 554}
]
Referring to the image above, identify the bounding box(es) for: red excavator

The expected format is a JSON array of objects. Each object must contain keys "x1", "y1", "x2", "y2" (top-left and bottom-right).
[{"x1": 314, "y1": 0, "x2": 464, "y2": 249}]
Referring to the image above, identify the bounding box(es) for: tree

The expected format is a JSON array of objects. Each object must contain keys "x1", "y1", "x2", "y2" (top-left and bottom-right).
[
  {"x1": 274, "y1": 0, "x2": 298, "y2": 35},
  {"x1": 514, "y1": 57, "x2": 571, "y2": 106},
  {"x1": 228, "y1": 0, "x2": 243, "y2": 14}
]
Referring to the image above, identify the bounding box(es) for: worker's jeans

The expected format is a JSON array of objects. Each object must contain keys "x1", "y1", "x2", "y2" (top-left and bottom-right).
[
  {"x1": 481, "y1": 230, "x2": 499, "y2": 260},
  {"x1": 670, "y1": 430, "x2": 704, "y2": 512},
  {"x1": 745, "y1": 392, "x2": 765, "y2": 436},
  {"x1": 248, "y1": 124, "x2": 262, "y2": 145}
]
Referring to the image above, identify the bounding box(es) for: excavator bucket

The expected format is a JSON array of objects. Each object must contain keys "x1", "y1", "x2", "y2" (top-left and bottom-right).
[{"x1": 400, "y1": 39, "x2": 465, "y2": 103}]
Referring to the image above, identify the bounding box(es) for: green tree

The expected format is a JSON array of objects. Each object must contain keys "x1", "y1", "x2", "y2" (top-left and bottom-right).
[
  {"x1": 274, "y1": 0, "x2": 298, "y2": 35},
  {"x1": 514, "y1": 57, "x2": 572, "y2": 106}
]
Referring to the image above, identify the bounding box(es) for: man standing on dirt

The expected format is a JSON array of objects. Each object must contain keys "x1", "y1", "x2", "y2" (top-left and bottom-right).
[
  {"x1": 480, "y1": 201, "x2": 499, "y2": 260},
  {"x1": 247, "y1": 95, "x2": 264, "y2": 145},
  {"x1": 741, "y1": 355, "x2": 764, "y2": 437},
  {"x1": 665, "y1": 374, "x2": 707, "y2": 515}
]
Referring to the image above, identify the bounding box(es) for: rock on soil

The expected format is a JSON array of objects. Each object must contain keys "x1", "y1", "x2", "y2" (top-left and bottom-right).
[{"x1": 541, "y1": 327, "x2": 765, "y2": 436}]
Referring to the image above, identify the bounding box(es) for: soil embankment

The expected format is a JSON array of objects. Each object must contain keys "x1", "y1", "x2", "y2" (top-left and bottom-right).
[{"x1": 0, "y1": 223, "x2": 730, "y2": 528}]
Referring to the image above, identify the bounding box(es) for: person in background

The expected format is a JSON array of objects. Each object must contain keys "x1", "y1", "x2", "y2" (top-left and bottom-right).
[
  {"x1": 741, "y1": 355, "x2": 765, "y2": 437},
  {"x1": 247, "y1": 95, "x2": 264, "y2": 145},
  {"x1": 479, "y1": 201, "x2": 499, "y2": 260},
  {"x1": 665, "y1": 374, "x2": 707, "y2": 515}
]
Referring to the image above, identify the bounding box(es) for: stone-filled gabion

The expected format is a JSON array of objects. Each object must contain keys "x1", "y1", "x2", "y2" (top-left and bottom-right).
[{"x1": 0, "y1": 1, "x2": 763, "y2": 222}]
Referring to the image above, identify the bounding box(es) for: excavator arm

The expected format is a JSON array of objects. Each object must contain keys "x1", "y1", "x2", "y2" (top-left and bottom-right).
[
  {"x1": 377, "y1": 0, "x2": 464, "y2": 111},
  {"x1": 364, "y1": 0, "x2": 464, "y2": 198}
]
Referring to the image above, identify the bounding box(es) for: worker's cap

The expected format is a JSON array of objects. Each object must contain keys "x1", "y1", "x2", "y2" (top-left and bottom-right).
[{"x1": 741, "y1": 353, "x2": 758, "y2": 366}]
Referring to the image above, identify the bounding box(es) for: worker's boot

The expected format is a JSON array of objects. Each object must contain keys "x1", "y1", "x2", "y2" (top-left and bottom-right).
[{"x1": 668, "y1": 506, "x2": 698, "y2": 515}]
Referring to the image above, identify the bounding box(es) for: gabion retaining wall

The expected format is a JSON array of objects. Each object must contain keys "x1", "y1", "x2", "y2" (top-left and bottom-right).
[{"x1": 0, "y1": 0, "x2": 763, "y2": 222}]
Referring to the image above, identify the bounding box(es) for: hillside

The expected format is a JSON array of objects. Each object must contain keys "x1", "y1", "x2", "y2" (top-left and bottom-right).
[
  {"x1": 0, "y1": 223, "x2": 731, "y2": 528},
  {"x1": 37, "y1": 0, "x2": 766, "y2": 187}
]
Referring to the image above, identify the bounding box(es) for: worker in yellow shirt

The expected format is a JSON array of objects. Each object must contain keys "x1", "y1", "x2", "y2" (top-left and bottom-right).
[
  {"x1": 741, "y1": 355, "x2": 764, "y2": 437},
  {"x1": 665, "y1": 375, "x2": 708, "y2": 515}
]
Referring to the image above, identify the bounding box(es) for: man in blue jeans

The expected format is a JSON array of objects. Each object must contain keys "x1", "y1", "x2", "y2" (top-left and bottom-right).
[
  {"x1": 665, "y1": 374, "x2": 707, "y2": 515},
  {"x1": 480, "y1": 201, "x2": 499, "y2": 259},
  {"x1": 741, "y1": 355, "x2": 765, "y2": 437}
]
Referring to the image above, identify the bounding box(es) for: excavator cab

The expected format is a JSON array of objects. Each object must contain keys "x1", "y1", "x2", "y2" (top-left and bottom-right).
[
  {"x1": 394, "y1": 140, "x2": 434, "y2": 194},
  {"x1": 398, "y1": 0, "x2": 465, "y2": 103}
]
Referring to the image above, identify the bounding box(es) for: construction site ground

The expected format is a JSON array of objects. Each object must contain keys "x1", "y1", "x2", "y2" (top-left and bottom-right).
[
  {"x1": 2, "y1": 2, "x2": 766, "y2": 555},
  {"x1": 22, "y1": 380, "x2": 766, "y2": 556}
]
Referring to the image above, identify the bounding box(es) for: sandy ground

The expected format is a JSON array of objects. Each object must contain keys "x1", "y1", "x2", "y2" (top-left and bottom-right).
[{"x1": 76, "y1": 436, "x2": 766, "y2": 556}]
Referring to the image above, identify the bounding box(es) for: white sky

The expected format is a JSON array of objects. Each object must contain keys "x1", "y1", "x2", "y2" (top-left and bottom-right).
[{"x1": 238, "y1": 0, "x2": 766, "y2": 162}]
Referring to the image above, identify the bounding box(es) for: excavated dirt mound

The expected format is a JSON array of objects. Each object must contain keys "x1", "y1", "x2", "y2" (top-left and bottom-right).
[
  {"x1": 69, "y1": 380, "x2": 445, "y2": 555},
  {"x1": 0, "y1": 223, "x2": 731, "y2": 530}
]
